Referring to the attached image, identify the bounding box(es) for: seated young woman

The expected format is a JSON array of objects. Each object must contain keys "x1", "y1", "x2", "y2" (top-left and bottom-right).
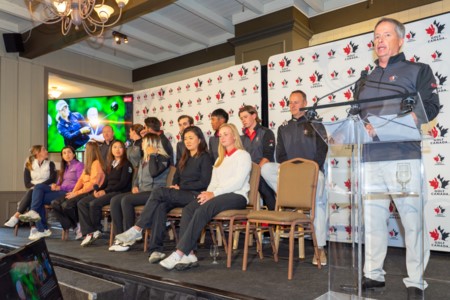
[
  {"x1": 78, "y1": 140, "x2": 133, "y2": 247},
  {"x1": 51, "y1": 142, "x2": 105, "y2": 238},
  {"x1": 109, "y1": 132, "x2": 170, "y2": 242},
  {"x1": 159, "y1": 123, "x2": 252, "y2": 270},
  {"x1": 110, "y1": 126, "x2": 213, "y2": 258},
  {"x1": 19, "y1": 146, "x2": 84, "y2": 240},
  {"x1": 4, "y1": 145, "x2": 57, "y2": 239}
]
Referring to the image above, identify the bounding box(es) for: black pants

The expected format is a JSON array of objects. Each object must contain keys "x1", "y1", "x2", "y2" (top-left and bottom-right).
[
  {"x1": 77, "y1": 192, "x2": 121, "y2": 235},
  {"x1": 110, "y1": 191, "x2": 151, "y2": 235},
  {"x1": 135, "y1": 187, "x2": 199, "y2": 253},
  {"x1": 259, "y1": 176, "x2": 276, "y2": 210},
  {"x1": 51, "y1": 193, "x2": 89, "y2": 230},
  {"x1": 17, "y1": 189, "x2": 33, "y2": 214},
  {"x1": 176, "y1": 193, "x2": 246, "y2": 255}
]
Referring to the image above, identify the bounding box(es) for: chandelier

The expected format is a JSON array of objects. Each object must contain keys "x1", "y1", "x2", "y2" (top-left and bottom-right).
[{"x1": 27, "y1": 0, "x2": 129, "y2": 37}]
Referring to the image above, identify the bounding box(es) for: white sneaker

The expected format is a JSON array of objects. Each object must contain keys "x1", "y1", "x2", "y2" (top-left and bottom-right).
[
  {"x1": 19, "y1": 210, "x2": 41, "y2": 222},
  {"x1": 148, "y1": 251, "x2": 166, "y2": 264},
  {"x1": 108, "y1": 241, "x2": 130, "y2": 252},
  {"x1": 159, "y1": 252, "x2": 182, "y2": 270},
  {"x1": 80, "y1": 234, "x2": 93, "y2": 247},
  {"x1": 29, "y1": 229, "x2": 51, "y2": 241},
  {"x1": 75, "y1": 226, "x2": 83, "y2": 240},
  {"x1": 92, "y1": 230, "x2": 102, "y2": 240},
  {"x1": 174, "y1": 254, "x2": 199, "y2": 271},
  {"x1": 4, "y1": 216, "x2": 19, "y2": 227},
  {"x1": 115, "y1": 227, "x2": 142, "y2": 245},
  {"x1": 29, "y1": 228, "x2": 38, "y2": 239}
]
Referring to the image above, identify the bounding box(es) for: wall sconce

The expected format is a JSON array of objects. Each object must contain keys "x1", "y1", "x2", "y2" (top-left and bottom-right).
[
  {"x1": 112, "y1": 31, "x2": 128, "y2": 45},
  {"x1": 48, "y1": 86, "x2": 63, "y2": 99}
]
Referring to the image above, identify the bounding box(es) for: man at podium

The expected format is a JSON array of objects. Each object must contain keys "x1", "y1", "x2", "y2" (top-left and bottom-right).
[{"x1": 357, "y1": 18, "x2": 440, "y2": 299}]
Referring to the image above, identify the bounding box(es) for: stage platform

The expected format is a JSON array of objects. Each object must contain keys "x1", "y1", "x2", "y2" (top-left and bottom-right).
[{"x1": 1, "y1": 225, "x2": 449, "y2": 299}]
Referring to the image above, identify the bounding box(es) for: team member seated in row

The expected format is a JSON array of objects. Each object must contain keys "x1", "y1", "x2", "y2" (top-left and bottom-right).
[
  {"x1": 78, "y1": 141, "x2": 133, "y2": 247},
  {"x1": 51, "y1": 142, "x2": 105, "y2": 238},
  {"x1": 4, "y1": 145, "x2": 57, "y2": 239},
  {"x1": 159, "y1": 123, "x2": 252, "y2": 270},
  {"x1": 109, "y1": 133, "x2": 170, "y2": 239},
  {"x1": 110, "y1": 126, "x2": 212, "y2": 257},
  {"x1": 19, "y1": 146, "x2": 84, "y2": 240}
]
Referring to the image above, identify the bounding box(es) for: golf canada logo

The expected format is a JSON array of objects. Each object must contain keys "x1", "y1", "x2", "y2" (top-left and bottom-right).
[
  {"x1": 429, "y1": 123, "x2": 448, "y2": 144},
  {"x1": 194, "y1": 112, "x2": 203, "y2": 125},
  {"x1": 327, "y1": 49, "x2": 336, "y2": 59},
  {"x1": 279, "y1": 56, "x2": 291, "y2": 72},
  {"x1": 405, "y1": 30, "x2": 416, "y2": 42},
  {"x1": 330, "y1": 158, "x2": 339, "y2": 168},
  {"x1": 433, "y1": 153, "x2": 445, "y2": 165},
  {"x1": 238, "y1": 65, "x2": 248, "y2": 80},
  {"x1": 278, "y1": 96, "x2": 290, "y2": 112},
  {"x1": 343, "y1": 41, "x2": 359, "y2": 60},
  {"x1": 429, "y1": 174, "x2": 449, "y2": 196},
  {"x1": 389, "y1": 228, "x2": 399, "y2": 240},
  {"x1": 425, "y1": 20, "x2": 446, "y2": 42},
  {"x1": 309, "y1": 70, "x2": 323, "y2": 88},
  {"x1": 431, "y1": 50, "x2": 443, "y2": 62},
  {"x1": 430, "y1": 226, "x2": 449, "y2": 248},
  {"x1": 434, "y1": 205, "x2": 446, "y2": 217}
]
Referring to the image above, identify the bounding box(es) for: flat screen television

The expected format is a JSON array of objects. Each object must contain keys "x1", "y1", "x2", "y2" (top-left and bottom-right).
[
  {"x1": 0, "y1": 239, "x2": 63, "y2": 300},
  {"x1": 47, "y1": 94, "x2": 133, "y2": 152}
]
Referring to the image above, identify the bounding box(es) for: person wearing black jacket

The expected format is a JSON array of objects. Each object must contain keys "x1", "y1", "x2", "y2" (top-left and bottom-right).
[
  {"x1": 110, "y1": 126, "x2": 212, "y2": 258},
  {"x1": 142, "y1": 116, "x2": 174, "y2": 165},
  {"x1": 239, "y1": 105, "x2": 276, "y2": 210},
  {"x1": 358, "y1": 18, "x2": 440, "y2": 298},
  {"x1": 261, "y1": 90, "x2": 329, "y2": 266},
  {"x1": 78, "y1": 140, "x2": 133, "y2": 247}
]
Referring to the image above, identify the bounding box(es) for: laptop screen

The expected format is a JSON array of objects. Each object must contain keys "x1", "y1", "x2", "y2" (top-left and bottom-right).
[{"x1": 0, "y1": 239, "x2": 62, "y2": 300}]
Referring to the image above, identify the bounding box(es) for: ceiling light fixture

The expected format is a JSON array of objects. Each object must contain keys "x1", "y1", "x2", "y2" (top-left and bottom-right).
[
  {"x1": 27, "y1": 0, "x2": 129, "y2": 37},
  {"x1": 112, "y1": 31, "x2": 128, "y2": 45},
  {"x1": 48, "y1": 86, "x2": 63, "y2": 99}
]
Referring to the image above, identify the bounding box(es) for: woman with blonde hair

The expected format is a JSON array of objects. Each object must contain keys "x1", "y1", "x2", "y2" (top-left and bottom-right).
[
  {"x1": 4, "y1": 145, "x2": 57, "y2": 239},
  {"x1": 160, "y1": 123, "x2": 252, "y2": 270},
  {"x1": 109, "y1": 133, "x2": 170, "y2": 241},
  {"x1": 51, "y1": 141, "x2": 105, "y2": 237},
  {"x1": 19, "y1": 146, "x2": 84, "y2": 240}
]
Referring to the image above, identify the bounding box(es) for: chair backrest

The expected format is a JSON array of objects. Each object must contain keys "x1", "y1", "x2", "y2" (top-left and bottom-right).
[
  {"x1": 166, "y1": 166, "x2": 177, "y2": 187},
  {"x1": 275, "y1": 158, "x2": 319, "y2": 212},
  {"x1": 247, "y1": 162, "x2": 261, "y2": 209}
]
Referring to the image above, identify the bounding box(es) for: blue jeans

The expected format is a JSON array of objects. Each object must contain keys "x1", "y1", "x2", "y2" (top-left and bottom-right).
[{"x1": 31, "y1": 184, "x2": 66, "y2": 231}]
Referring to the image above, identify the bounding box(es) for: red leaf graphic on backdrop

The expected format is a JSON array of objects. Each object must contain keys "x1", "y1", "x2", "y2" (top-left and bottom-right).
[
  {"x1": 429, "y1": 178, "x2": 439, "y2": 190},
  {"x1": 426, "y1": 25, "x2": 435, "y2": 36},
  {"x1": 430, "y1": 229, "x2": 439, "y2": 241}
]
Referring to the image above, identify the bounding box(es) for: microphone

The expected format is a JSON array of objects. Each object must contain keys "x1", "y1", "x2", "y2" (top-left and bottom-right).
[
  {"x1": 305, "y1": 70, "x2": 369, "y2": 120},
  {"x1": 348, "y1": 70, "x2": 369, "y2": 116}
]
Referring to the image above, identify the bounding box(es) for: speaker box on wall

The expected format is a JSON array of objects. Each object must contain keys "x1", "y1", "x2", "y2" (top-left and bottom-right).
[{"x1": 3, "y1": 33, "x2": 24, "y2": 53}]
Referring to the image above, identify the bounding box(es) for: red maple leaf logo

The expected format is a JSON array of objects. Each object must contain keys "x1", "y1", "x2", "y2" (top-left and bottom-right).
[
  {"x1": 195, "y1": 115, "x2": 200, "y2": 121},
  {"x1": 344, "y1": 90, "x2": 352, "y2": 100},
  {"x1": 435, "y1": 207, "x2": 440, "y2": 214},
  {"x1": 345, "y1": 226, "x2": 352, "y2": 234},
  {"x1": 309, "y1": 74, "x2": 316, "y2": 83},
  {"x1": 194, "y1": 82, "x2": 199, "y2": 88},
  {"x1": 430, "y1": 228, "x2": 440, "y2": 241},
  {"x1": 433, "y1": 155, "x2": 439, "y2": 162},
  {"x1": 431, "y1": 53, "x2": 437, "y2": 59},
  {"x1": 426, "y1": 25, "x2": 436, "y2": 36},
  {"x1": 429, "y1": 178, "x2": 439, "y2": 190},
  {"x1": 279, "y1": 99, "x2": 286, "y2": 108},
  {"x1": 343, "y1": 44, "x2": 351, "y2": 55},
  {"x1": 431, "y1": 127, "x2": 438, "y2": 138},
  {"x1": 216, "y1": 93, "x2": 221, "y2": 100},
  {"x1": 406, "y1": 33, "x2": 411, "y2": 39},
  {"x1": 279, "y1": 60, "x2": 285, "y2": 68},
  {"x1": 344, "y1": 179, "x2": 351, "y2": 191}
]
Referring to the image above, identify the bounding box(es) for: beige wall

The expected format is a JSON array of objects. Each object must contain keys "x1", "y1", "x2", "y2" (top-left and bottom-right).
[{"x1": 0, "y1": 50, "x2": 132, "y2": 192}]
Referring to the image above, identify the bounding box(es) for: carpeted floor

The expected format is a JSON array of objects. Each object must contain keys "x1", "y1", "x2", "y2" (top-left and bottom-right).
[{"x1": 1, "y1": 225, "x2": 449, "y2": 299}]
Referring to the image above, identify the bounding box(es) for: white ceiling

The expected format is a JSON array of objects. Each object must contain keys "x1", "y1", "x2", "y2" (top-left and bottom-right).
[{"x1": 1, "y1": 0, "x2": 366, "y2": 70}]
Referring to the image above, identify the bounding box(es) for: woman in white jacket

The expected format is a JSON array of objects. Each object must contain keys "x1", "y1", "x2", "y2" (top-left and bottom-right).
[{"x1": 160, "y1": 123, "x2": 251, "y2": 270}]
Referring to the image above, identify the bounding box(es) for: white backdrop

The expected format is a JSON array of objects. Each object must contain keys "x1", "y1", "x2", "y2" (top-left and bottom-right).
[
  {"x1": 267, "y1": 14, "x2": 450, "y2": 252},
  {"x1": 132, "y1": 60, "x2": 262, "y2": 159}
]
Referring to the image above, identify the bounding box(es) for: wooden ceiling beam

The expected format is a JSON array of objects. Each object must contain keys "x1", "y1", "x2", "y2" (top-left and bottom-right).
[{"x1": 20, "y1": 0, "x2": 175, "y2": 59}]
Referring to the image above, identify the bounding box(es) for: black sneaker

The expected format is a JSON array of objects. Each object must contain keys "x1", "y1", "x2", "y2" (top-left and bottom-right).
[
  {"x1": 362, "y1": 277, "x2": 385, "y2": 292},
  {"x1": 407, "y1": 287, "x2": 424, "y2": 300}
]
